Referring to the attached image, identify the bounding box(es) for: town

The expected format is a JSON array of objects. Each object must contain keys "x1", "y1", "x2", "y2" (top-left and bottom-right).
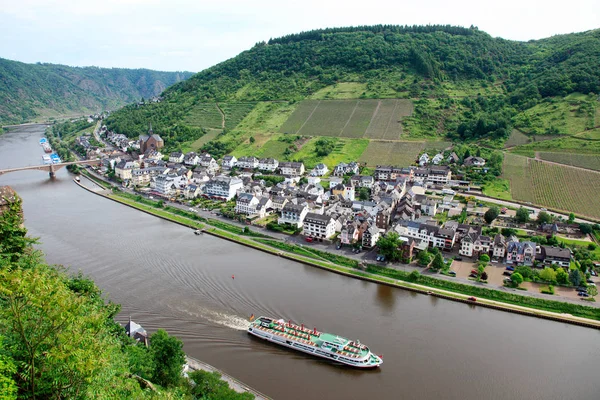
[{"x1": 77, "y1": 124, "x2": 599, "y2": 301}]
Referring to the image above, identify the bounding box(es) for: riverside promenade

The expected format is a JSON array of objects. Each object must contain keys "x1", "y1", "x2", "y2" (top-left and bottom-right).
[{"x1": 185, "y1": 356, "x2": 271, "y2": 399}]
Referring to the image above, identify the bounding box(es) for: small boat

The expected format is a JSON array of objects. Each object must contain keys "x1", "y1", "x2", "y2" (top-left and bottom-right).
[
  {"x1": 248, "y1": 316, "x2": 382, "y2": 368},
  {"x1": 42, "y1": 155, "x2": 52, "y2": 165},
  {"x1": 75, "y1": 176, "x2": 81, "y2": 182}
]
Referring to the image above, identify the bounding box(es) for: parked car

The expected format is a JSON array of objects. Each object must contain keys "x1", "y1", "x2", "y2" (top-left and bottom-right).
[
  {"x1": 448, "y1": 271, "x2": 457, "y2": 276},
  {"x1": 471, "y1": 269, "x2": 478, "y2": 274},
  {"x1": 467, "y1": 297, "x2": 477, "y2": 302},
  {"x1": 591, "y1": 270, "x2": 597, "y2": 276},
  {"x1": 503, "y1": 271, "x2": 513, "y2": 276},
  {"x1": 506, "y1": 266, "x2": 515, "y2": 271},
  {"x1": 469, "y1": 273, "x2": 478, "y2": 278},
  {"x1": 305, "y1": 237, "x2": 313, "y2": 243},
  {"x1": 586, "y1": 279, "x2": 594, "y2": 284},
  {"x1": 376, "y1": 255, "x2": 386, "y2": 262},
  {"x1": 580, "y1": 292, "x2": 590, "y2": 297},
  {"x1": 454, "y1": 257, "x2": 463, "y2": 261},
  {"x1": 336, "y1": 244, "x2": 342, "y2": 250}
]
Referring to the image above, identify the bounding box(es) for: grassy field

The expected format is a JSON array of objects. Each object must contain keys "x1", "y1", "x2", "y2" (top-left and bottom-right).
[
  {"x1": 358, "y1": 140, "x2": 447, "y2": 166},
  {"x1": 482, "y1": 179, "x2": 512, "y2": 200},
  {"x1": 279, "y1": 99, "x2": 413, "y2": 139},
  {"x1": 310, "y1": 82, "x2": 368, "y2": 99},
  {"x1": 234, "y1": 101, "x2": 297, "y2": 133},
  {"x1": 513, "y1": 93, "x2": 597, "y2": 136},
  {"x1": 504, "y1": 129, "x2": 531, "y2": 148},
  {"x1": 537, "y1": 152, "x2": 600, "y2": 171},
  {"x1": 503, "y1": 153, "x2": 600, "y2": 219},
  {"x1": 574, "y1": 127, "x2": 600, "y2": 140}
]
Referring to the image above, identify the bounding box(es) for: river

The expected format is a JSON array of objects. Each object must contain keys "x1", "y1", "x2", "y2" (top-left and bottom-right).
[{"x1": 1, "y1": 125, "x2": 599, "y2": 400}]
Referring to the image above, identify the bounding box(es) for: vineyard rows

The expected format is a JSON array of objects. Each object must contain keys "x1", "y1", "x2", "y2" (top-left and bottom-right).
[
  {"x1": 280, "y1": 99, "x2": 413, "y2": 139},
  {"x1": 504, "y1": 153, "x2": 600, "y2": 219},
  {"x1": 537, "y1": 152, "x2": 600, "y2": 171}
]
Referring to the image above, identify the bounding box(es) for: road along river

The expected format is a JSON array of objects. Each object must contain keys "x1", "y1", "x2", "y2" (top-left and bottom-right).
[{"x1": 1, "y1": 125, "x2": 599, "y2": 400}]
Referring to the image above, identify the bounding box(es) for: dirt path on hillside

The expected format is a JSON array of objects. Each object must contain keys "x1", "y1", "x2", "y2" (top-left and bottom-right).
[{"x1": 215, "y1": 102, "x2": 225, "y2": 129}]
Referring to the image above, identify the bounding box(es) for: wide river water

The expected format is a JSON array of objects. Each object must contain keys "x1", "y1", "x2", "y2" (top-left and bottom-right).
[{"x1": 1, "y1": 125, "x2": 599, "y2": 400}]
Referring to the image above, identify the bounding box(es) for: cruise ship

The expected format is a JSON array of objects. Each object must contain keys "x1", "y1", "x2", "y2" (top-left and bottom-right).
[{"x1": 248, "y1": 316, "x2": 383, "y2": 368}]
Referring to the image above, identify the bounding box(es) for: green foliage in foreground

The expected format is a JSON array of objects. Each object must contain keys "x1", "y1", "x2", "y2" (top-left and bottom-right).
[
  {"x1": 189, "y1": 370, "x2": 254, "y2": 400},
  {"x1": 0, "y1": 195, "x2": 254, "y2": 399}
]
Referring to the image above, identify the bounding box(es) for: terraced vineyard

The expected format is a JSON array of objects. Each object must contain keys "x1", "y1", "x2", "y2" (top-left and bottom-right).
[
  {"x1": 503, "y1": 153, "x2": 600, "y2": 219},
  {"x1": 537, "y1": 152, "x2": 600, "y2": 171},
  {"x1": 280, "y1": 99, "x2": 413, "y2": 139},
  {"x1": 183, "y1": 102, "x2": 256, "y2": 130},
  {"x1": 359, "y1": 140, "x2": 449, "y2": 166},
  {"x1": 183, "y1": 103, "x2": 223, "y2": 129}
]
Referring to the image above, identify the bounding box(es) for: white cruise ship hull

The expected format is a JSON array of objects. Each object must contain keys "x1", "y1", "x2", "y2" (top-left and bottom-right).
[{"x1": 248, "y1": 324, "x2": 381, "y2": 368}]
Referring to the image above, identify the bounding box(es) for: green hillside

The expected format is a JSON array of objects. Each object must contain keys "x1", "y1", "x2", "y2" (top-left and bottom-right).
[
  {"x1": 0, "y1": 57, "x2": 194, "y2": 126},
  {"x1": 104, "y1": 25, "x2": 600, "y2": 164}
]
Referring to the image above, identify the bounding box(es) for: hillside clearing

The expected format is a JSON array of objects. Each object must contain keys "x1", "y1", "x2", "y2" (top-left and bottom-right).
[{"x1": 359, "y1": 140, "x2": 449, "y2": 167}]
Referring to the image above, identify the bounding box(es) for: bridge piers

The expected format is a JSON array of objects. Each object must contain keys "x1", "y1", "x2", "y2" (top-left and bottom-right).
[{"x1": 49, "y1": 165, "x2": 55, "y2": 178}]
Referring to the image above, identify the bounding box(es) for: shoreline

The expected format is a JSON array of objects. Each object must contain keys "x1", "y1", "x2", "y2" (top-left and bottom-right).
[
  {"x1": 73, "y1": 173, "x2": 600, "y2": 330},
  {"x1": 185, "y1": 356, "x2": 271, "y2": 400}
]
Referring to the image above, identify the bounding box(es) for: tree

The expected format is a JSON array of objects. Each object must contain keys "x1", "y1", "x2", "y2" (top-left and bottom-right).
[
  {"x1": 579, "y1": 224, "x2": 593, "y2": 235},
  {"x1": 481, "y1": 271, "x2": 488, "y2": 281},
  {"x1": 555, "y1": 268, "x2": 569, "y2": 285},
  {"x1": 431, "y1": 253, "x2": 444, "y2": 270},
  {"x1": 515, "y1": 207, "x2": 530, "y2": 223},
  {"x1": 501, "y1": 228, "x2": 517, "y2": 237},
  {"x1": 511, "y1": 272, "x2": 524, "y2": 286},
  {"x1": 150, "y1": 329, "x2": 186, "y2": 388},
  {"x1": 376, "y1": 233, "x2": 403, "y2": 262},
  {"x1": 539, "y1": 268, "x2": 557, "y2": 283},
  {"x1": 568, "y1": 213, "x2": 575, "y2": 223},
  {"x1": 358, "y1": 187, "x2": 370, "y2": 201},
  {"x1": 249, "y1": 136, "x2": 255, "y2": 144},
  {"x1": 484, "y1": 206, "x2": 500, "y2": 224},
  {"x1": 0, "y1": 196, "x2": 37, "y2": 264},
  {"x1": 537, "y1": 211, "x2": 553, "y2": 224},
  {"x1": 418, "y1": 251, "x2": 432, "y2": 266},
  {"x1": 515, "y1": 265, "x2": 533, "y2": 280},
  {"x1": 479, "y1": 254, "x2": 490, "y2": 263},
  {"x1": 569, "y1": 269, "x2": 583, "y2": 287},
  {"x1": 0, "y1": 266, "x2": 142, "y2": 399},
  {"x1": 587, "y1": 285, "x2": 598, "y2": 298},
  {"x1": 190, "y1": 370, "x2": 254, "y2": 400},
  {"x1": 0, "y1": 338, "x2": 17, "y2": 400}
]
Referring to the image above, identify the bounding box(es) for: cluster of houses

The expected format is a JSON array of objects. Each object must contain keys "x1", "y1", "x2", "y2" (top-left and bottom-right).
[
  {"x1": 86, "y1": 128, "x2": 571, "y2": 268},
  {"x1": 418, "y1": 151, "x2": 486, "y2": 168}
]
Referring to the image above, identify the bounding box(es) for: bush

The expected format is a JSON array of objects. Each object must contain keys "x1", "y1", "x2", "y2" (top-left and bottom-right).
[{"x1": 479, "y1": 254, "x2": 490, "y2": 263}]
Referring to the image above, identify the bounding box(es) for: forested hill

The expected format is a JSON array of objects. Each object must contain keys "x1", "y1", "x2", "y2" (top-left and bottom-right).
[
  {"x1": 0, "y1": 57, "x2": 194, "y2": 126},
  {"x1": 165, "y1": 25, "x2": 599, "y2": 102}
]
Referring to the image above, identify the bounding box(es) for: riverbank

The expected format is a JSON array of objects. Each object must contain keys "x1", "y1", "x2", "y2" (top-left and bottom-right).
[
  {"x1": 73, "y1": 173, "x2": 600, "y2": 329},
  {"x1": 185, "y1": 357, "x2": 271, "y2": 400}
]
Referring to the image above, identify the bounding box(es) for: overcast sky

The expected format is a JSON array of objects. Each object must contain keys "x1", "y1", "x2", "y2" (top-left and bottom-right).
[{"x1": 1, "y1": 0, "x2": 598, "y2": 72}]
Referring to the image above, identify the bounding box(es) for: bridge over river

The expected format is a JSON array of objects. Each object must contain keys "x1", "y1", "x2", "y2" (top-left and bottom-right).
[{"x1": 0, "y1": 159, "x2": 100, "y2": 178}]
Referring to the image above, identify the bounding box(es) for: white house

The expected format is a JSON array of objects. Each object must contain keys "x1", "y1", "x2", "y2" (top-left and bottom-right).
[
  {"x1": 237, "y1": 156, "x2": 259, "y2": 170},
  {"x1": 222, "y1": 155, "x2": 237, "y2": 169},
  {"x1": 311, "y1": 163, "x2": 329, "y2": 176},
  {"x1": 114, "y1": 160, "x2": 139, "y2": 181},
  {"x1": 258, "y1": 158, "x2": 279, "y2": 172},
  {"x1": 199, "y1": 154, "x2": 218, "y2": 170},
  {"x1": 432, "y1": 153, "x2": 444, "y2": 165},
  {"x1": 279, "y1": 162, "x2": 305, "y2": 176},
  {"x1": 302, "y1": 213, "x2": 336, "y2": 240},
  {"x1": 463, "y1": 156, "x2": 486, "y2": 167},
  {"x1": 184, "y1": 184, "x2": 201, "y2": 199},
  {"x1": 235, "y1": 193, "x2": 260, "y2": 215},
  {"x1": 418, "y1": 153, "x2": 430, "y2": 166},
  {"x1": 154, "y1": 174, "x2": 177, "y2": 196},
  {"x1": 278, "y1": 203, "x2": 308, "y2": 228},
  {"x1": 169, "y1": 152, "x2": 184, "y2": 163},
  {"x1": 203, "y1": 176, "x2": 244, "y2": 200},
  {"x1": 184, "y1": 152, "x2": 200, "y2": 166},
  {"x1": 362, "y1": 224, "x2": 380, "y2": 249}
]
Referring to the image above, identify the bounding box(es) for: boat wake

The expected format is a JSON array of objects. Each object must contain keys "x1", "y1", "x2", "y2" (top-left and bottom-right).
[{"x1": 174, "y1": 304, "x2": 250, "y2": 331}]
